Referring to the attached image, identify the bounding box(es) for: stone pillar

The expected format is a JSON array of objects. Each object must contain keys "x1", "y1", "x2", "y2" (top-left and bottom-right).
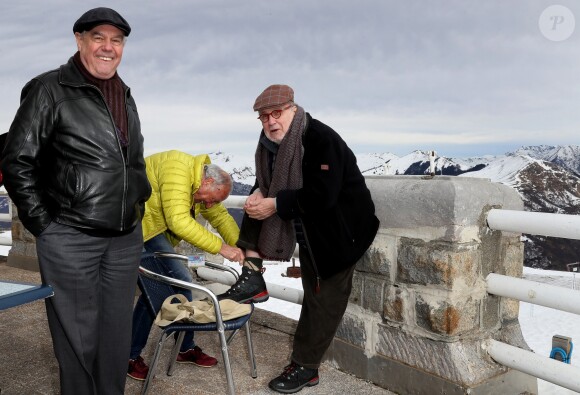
[{"x1": 324, "y1": 175, "x2": 537, "y2": 395}]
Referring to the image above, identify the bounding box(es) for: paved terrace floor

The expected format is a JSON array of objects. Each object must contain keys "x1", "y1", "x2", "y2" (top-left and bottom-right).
[{"x1": 0, "y1": 261, "x2": 393, "y2": 395}]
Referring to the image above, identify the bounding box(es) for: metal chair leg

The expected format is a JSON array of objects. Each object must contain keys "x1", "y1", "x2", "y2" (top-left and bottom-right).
[
  {"x1": 217, "y1": 325, "x2": 236, "y2": 395},
  {"x1": 142, "y1": 332, "x2": 172, "y2": 395},
  {"x1": 226, "y1": 328, "x2": 240, "y2": 345},
  {"x1": 167, "y1": 331, "x2": 185, "y2": 376},
  {"x1": 244, "y1": 321, "x2": 258, "y2": 378}
]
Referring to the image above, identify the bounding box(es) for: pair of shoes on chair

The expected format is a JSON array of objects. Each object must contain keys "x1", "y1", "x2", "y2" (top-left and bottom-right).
[
  {"x1": 217, "y1": 266, "x2": 269, "y2": 303},
  {"x1": 127, "y1": 347, "x2": 217, "y2": 381},
  {"x1": 268, "y1": 362, "x2": 319, "y2": 393}
]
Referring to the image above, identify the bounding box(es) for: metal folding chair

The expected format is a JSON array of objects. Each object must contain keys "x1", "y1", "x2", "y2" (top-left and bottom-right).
[{"x1": 137, "y1": 252, "x2": 257, "y2": 395}]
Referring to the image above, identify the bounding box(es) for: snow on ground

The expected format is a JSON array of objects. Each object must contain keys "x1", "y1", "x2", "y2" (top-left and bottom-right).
[
  {"x1": 1, "y1": 233, "x2": 578, "y2": 394},
  {"x1": 520, "y1": 267, "x2": 580, "y2": 395}
]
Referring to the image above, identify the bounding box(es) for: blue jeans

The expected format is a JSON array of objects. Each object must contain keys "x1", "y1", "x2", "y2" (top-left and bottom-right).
[{"x1": 130, "y1": 233, "x2": 195, "y2": 359}]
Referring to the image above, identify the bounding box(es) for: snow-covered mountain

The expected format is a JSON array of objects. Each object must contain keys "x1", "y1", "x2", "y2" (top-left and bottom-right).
[
  {"x1": 512, "y1": 161, "x2": 580, "y2": 269},
  {"x1": 358, "y1": 150, "x2": 494, "y2": 177},
  {"x1": 0, "y1": 196, "x2": 8, "y2": 214},
  {"x1": 210, "y1": 145, "x2": 580, "y2": 271},
  {"x1": 209, "y1": 151, "x2": 255, "y2": 184},
  {"x1": 355, "y1": 146, "x2": 580, "y2": 271},
  {"x1": 509, "y1": 145, "x2": 580, "y2": 176},
  {"x1": 208, "y1": 151, "x2": 255, "y2": 195},
  {"x1": 0, "y1": 194, "x2": 10, "y2": 230}
]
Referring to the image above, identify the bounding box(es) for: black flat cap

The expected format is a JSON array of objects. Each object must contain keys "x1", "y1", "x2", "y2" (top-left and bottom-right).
[{"x1": 73, "y1": 7, "x2": 131, "y2": 36}]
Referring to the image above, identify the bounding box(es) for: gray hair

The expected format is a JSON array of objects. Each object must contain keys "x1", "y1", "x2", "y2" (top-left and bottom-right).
[{"x1": 203, "y1": 164, "x2": 233, "y2": 194}]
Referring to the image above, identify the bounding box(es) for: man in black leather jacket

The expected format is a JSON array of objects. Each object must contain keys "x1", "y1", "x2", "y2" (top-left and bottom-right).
[{"x1": 0, "y1": 8, "x2": 151, "y2": 395}]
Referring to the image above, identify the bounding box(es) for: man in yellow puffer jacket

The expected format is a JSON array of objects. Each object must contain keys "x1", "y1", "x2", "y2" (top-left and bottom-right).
[{"x1": 128, "y1": 150, "x2": 245, "y2": 380}]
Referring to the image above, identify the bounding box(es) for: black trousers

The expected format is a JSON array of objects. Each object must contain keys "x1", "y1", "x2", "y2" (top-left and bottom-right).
[
  {"x1": 236, "y1": 212, "x2": 261, "y2": 252},
  {"x1": 292, "y1": 247, "x2": 356, "y2": 369},
  {"x1": 36, "y1": 221, "x2": 143, "y2": 395},
  {"x1": 237, "y1": 213, "x2": 356, "y2": 369}
]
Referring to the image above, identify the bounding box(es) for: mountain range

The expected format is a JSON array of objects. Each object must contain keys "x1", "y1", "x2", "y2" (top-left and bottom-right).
[{"x1": 211, "y1": 145, "x2": 580, "y2": 272}]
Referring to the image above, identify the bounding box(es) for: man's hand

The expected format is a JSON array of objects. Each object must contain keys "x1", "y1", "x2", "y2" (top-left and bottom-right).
[
  {"x1": 219, "y1": 244, "x2": 245, "y2": 263},
  {"x1": 244, "y1": 189, "x2": 264, "y2": 208},
  {"x1": 245, "y1": 197, "x2": 276, "y2": 220}
]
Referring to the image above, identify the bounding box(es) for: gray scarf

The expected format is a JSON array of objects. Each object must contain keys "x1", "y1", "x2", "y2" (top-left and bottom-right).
[{"x1": 255, "y1": 106, "x2": 306, "y2": 260}]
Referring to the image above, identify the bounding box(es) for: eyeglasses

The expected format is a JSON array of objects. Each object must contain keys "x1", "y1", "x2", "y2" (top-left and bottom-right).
[{"x1": 257, "y1": 105, "x2": 292, "y2": 123}]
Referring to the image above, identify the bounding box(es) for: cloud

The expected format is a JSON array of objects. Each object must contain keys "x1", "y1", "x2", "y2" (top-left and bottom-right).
[{"x1": 1, "y1": 0, "x2": 579, "y2": 158}]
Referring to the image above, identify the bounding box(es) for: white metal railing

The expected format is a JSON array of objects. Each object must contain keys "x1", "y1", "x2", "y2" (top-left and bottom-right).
[
  {"x1": 223, "y1": 195, "x2": 246, "y2": 209},
  {"x1": 487, "y1": 209, "x2": 580, "y2": 240},
  {"x1": 486, "y1": 209, "x2": 580, "y2": 392},
  {"x1": 484, "y1": 339, "x2": 580, "y2": 391},
  {"x1": 486, "y1": 273, "x2": 580, "y2": 315}
]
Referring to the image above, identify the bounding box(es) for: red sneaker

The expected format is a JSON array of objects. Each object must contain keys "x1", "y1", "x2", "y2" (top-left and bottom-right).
[
  {"x1": 177, "y1": 346, "x2": 218, "y2": 368},
  {"x1": 128, "y1": 356, "x2": 149, "y2": 381}
]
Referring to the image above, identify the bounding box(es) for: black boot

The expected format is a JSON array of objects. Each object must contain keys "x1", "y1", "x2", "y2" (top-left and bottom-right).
[
  {"x1": 217, "y1": 264, "x2": 269, "y2": 303},
  {"x1": 268, "y1": 362, "x2": 319, "y2": 393}
]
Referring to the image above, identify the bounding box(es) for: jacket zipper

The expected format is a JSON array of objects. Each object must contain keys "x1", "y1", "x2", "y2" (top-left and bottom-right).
[{"x1": 81, "y1": 83, "x2": 129, "y2": 230}]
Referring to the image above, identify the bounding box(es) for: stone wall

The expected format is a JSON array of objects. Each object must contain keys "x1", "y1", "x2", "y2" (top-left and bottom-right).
[{"x1": 324, "y1": 175, "x2": 537, "y2": 394}]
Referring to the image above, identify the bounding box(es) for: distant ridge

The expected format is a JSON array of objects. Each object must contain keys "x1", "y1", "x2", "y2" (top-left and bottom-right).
[
  {"x1": 354, "y1": 145, "x2": 580, "y2": 271},
  {"x1": 508, "y1": 145, "x2": 580, "y2": 176}
]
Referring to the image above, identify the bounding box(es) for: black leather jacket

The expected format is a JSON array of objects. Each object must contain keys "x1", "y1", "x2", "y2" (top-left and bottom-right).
[{"x1": 1, "y1": 57, "x2": 151, "y2": 236}]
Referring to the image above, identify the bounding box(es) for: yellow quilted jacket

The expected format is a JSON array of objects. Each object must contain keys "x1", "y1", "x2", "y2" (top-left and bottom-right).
[{"x1": 142, "y1": 150, "x2": 239, "y2": 254}]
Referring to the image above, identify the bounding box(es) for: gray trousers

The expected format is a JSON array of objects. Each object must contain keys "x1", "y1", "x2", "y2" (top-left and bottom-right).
[
  {"x1": 292, "y1": 247, "x2": 356, "y2": 369},
  {"x1": 36, "y1": 221, "x2": 143, "y2": 395}
]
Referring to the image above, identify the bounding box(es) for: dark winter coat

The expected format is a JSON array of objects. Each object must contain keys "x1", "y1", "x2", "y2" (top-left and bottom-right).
[
  {"x1": 0, "y1": 57, "x2": 151, "y2": 236},
  {"x1": 276, "y1": 114, "x2": 379, "y2": 279}
]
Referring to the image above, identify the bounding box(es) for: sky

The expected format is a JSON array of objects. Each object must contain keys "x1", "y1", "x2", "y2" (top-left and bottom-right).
[{"x1": 1, "y1": 1, "x2": 579, "y2": 159}]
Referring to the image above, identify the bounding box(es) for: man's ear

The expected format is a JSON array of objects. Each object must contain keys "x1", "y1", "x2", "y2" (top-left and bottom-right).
[
  {"x1": 74, "y1": 32, "x2": 83, "y2": 51},
  {"x1": 202, "y1": 177, "x2": 214, "y2": 187}
]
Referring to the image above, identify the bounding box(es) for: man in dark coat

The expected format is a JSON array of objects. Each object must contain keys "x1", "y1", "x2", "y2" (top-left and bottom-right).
[{"x1": 218, "y1": 84, "x2": 379, "y2": 393}]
